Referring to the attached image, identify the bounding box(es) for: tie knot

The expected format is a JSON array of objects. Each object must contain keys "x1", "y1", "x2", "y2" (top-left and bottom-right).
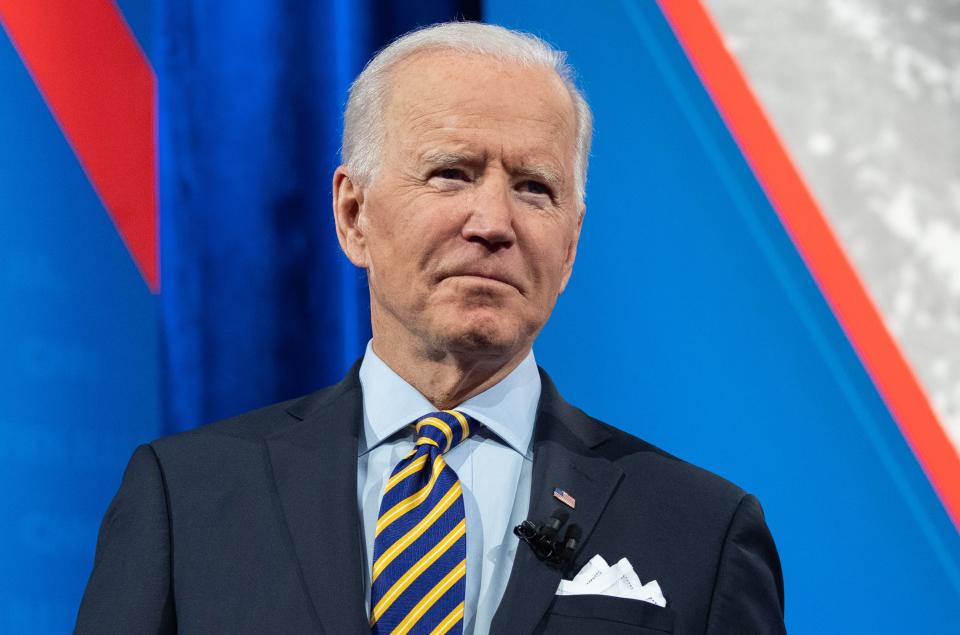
[{"x1": 414, "y1": 410, "x2": 476, "y2": 454}]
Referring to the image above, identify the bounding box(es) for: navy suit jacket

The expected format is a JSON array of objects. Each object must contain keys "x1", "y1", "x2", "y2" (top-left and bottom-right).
[{"x1": 76, "y1": 365, "x2": 786, "y2": 634}]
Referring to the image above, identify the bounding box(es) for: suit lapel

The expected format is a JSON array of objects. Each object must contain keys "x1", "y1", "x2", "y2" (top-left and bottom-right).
[
  {"x1": 262, "y1": 364, "x2": 622, "y2": 634},
  {"x1": 490, "y1": 371, "x2": 624, "y2": 634},
  {"x1": 265, "y1": 367, "x2": 368, "y2": 634}
]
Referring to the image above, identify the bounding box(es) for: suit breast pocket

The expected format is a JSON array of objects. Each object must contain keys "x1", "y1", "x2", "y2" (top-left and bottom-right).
[{"x1": 534, "y1": 594, "x2": 675, "y2": 634}]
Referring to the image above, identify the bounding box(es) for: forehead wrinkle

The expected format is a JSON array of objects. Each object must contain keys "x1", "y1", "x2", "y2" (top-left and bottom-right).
[
  {"x1": 393, "y1": 84, "x2": 573, "y2": 146},
  {"x1": 384, "y1": 55, "x2": 578, "y2": 191}
]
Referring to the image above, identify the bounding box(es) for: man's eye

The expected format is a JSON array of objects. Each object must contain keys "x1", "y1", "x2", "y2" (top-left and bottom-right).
[
  {"x1": 434, "y1": 168, "x2": 468, "y2": 181},
  {"x1": 518, "y1": 180, "x2": 552, "y2": 197}
]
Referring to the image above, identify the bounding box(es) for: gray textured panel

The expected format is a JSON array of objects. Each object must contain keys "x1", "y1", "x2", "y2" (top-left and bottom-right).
[{"x1": 706, "y1": 0, "x2": 960, "y2": 449}]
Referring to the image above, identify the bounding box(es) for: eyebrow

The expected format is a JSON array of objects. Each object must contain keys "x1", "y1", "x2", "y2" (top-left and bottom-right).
[
  {"x1": 513, "y1": 164, "x2": 564, "y2": 190},
  {"x1": 419, "y1": 149, "x2": 565, "y2": 189},
  {"x1": 419, "y1": 150, "x2": 484, "y2": 168}
]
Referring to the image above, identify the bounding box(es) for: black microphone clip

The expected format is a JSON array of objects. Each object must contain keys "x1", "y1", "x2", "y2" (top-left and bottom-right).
[{"x1": 514, "y1": 509, "x2": 581, "y2": 569}]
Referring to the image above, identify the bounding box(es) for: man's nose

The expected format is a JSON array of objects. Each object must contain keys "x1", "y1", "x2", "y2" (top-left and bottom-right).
[{"x1": 461, "y1": 177, "x2": 517, "y2": 250}]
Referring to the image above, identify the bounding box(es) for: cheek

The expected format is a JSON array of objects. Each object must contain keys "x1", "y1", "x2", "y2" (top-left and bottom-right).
[
  {"x1": 526, "y1": 237, "x2": 571, "y2": 284},
  {"x1": 365, "y1": 203, "x2": 456, "y2": 284},
  {"x1": 363, "y1": 202, "x2": 416, "y2": 261}
]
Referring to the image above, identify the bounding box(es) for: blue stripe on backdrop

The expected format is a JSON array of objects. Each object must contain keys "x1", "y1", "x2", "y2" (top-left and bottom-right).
[
  {"x1": 157, "y1": 0, "x2": 481, "y2": 433},
  {"x1": 485, "y1": 1, "x2": 960, "y2": 633},
  {"x1": 0, "y1": 7, "x2": 160, "y2": 631}
]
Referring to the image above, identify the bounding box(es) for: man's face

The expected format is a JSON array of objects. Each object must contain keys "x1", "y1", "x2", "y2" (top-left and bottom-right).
[{"x1": 341, "y1": 51, "x2": 582, "y2": 360}]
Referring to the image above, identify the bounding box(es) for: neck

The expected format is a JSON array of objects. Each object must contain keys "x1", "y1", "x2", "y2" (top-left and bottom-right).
[{"x1": 370, "y1": 334, "x2": 530, "y2": 411}]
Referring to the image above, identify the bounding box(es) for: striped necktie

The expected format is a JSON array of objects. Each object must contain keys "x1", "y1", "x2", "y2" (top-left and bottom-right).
[{"x1": 369, "y1": 409, "x2": 476, "y2": 634}]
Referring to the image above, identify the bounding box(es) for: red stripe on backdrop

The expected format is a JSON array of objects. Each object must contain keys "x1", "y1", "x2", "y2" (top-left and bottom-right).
[
  {"x1": 656, "y1": 0, "x2": 960, "y2": 529},
  {"x1": 0, "y1": 0, "x2": 158, "y2": 291}
]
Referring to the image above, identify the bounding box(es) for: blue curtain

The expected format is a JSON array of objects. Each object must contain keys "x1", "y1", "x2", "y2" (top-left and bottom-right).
[{"x1": 157, "y1": 1, "x2": 481, "y2": 433}]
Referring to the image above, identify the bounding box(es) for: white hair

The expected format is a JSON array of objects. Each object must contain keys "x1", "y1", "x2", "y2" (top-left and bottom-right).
[{"x1": 341, "y1": 21, "x2": 593, "y2": 208}]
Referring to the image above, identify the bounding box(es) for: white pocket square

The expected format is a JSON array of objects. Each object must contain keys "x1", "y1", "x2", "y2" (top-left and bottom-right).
[{"x1": 556, "y1": 555, "x2": 667, "y2": 607}]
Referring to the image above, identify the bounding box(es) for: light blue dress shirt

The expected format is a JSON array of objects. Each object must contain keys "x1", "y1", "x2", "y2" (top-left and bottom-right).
[{"x1": 357, "y1": 341, "x2": 539, "y2": 634}]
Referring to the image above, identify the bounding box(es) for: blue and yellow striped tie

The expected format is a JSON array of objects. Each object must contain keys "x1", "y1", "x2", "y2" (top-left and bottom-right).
[{"x1": 369, "y1": 410, "x2": 476, "y2": 634}]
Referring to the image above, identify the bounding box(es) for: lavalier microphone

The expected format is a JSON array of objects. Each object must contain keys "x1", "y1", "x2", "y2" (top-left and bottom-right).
[{"x1": 514, "y1": 508, "x2": 580, "y2": 568}]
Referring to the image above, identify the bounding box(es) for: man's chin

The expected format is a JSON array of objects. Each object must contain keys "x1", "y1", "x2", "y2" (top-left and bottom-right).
[{"x1": 431, "y1": 319, "x2": 525, "y2": 359}]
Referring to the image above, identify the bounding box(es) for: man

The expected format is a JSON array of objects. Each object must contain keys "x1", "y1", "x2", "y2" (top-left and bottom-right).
[{"x1": 77, "y1": 22, "x2": 785, "y2": 634}]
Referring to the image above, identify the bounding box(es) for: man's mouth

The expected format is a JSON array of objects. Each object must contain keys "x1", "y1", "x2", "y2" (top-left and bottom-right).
[{"x1": 441, "y1": 270, "x2": 521, "y2": 292}]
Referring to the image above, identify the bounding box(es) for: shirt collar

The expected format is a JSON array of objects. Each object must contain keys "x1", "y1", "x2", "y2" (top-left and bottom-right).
[{"x1": 358, "y1": 340, "x2": 540, "y2": 460}]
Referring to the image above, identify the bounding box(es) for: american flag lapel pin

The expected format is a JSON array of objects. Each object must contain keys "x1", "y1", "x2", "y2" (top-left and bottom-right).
[{"x1": 553, "y1": 487, "x2": 576, "y2": 509}]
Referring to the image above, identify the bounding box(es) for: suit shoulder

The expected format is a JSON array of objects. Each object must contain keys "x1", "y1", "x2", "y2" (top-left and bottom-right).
[
  {"x1": 150, "y1": 398, "x2": 293, "y2": 452},
  {"x1": 150, "y1": 380, "x2": 345, "y2": 452},
  {"x1": 538, "y1": 369, "x2": 748, "y2": 507},
  {"x1": 589, "y1": 415, "x2": 748, "y2": 505}
]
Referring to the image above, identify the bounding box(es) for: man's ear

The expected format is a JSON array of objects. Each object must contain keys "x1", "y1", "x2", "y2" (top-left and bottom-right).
[
  {"x1": 332, "y1": 166, "x2": 369, "y2": 268},
  {"x1": 558, "y1": 207, "x2": 584, "y2": 295}
]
